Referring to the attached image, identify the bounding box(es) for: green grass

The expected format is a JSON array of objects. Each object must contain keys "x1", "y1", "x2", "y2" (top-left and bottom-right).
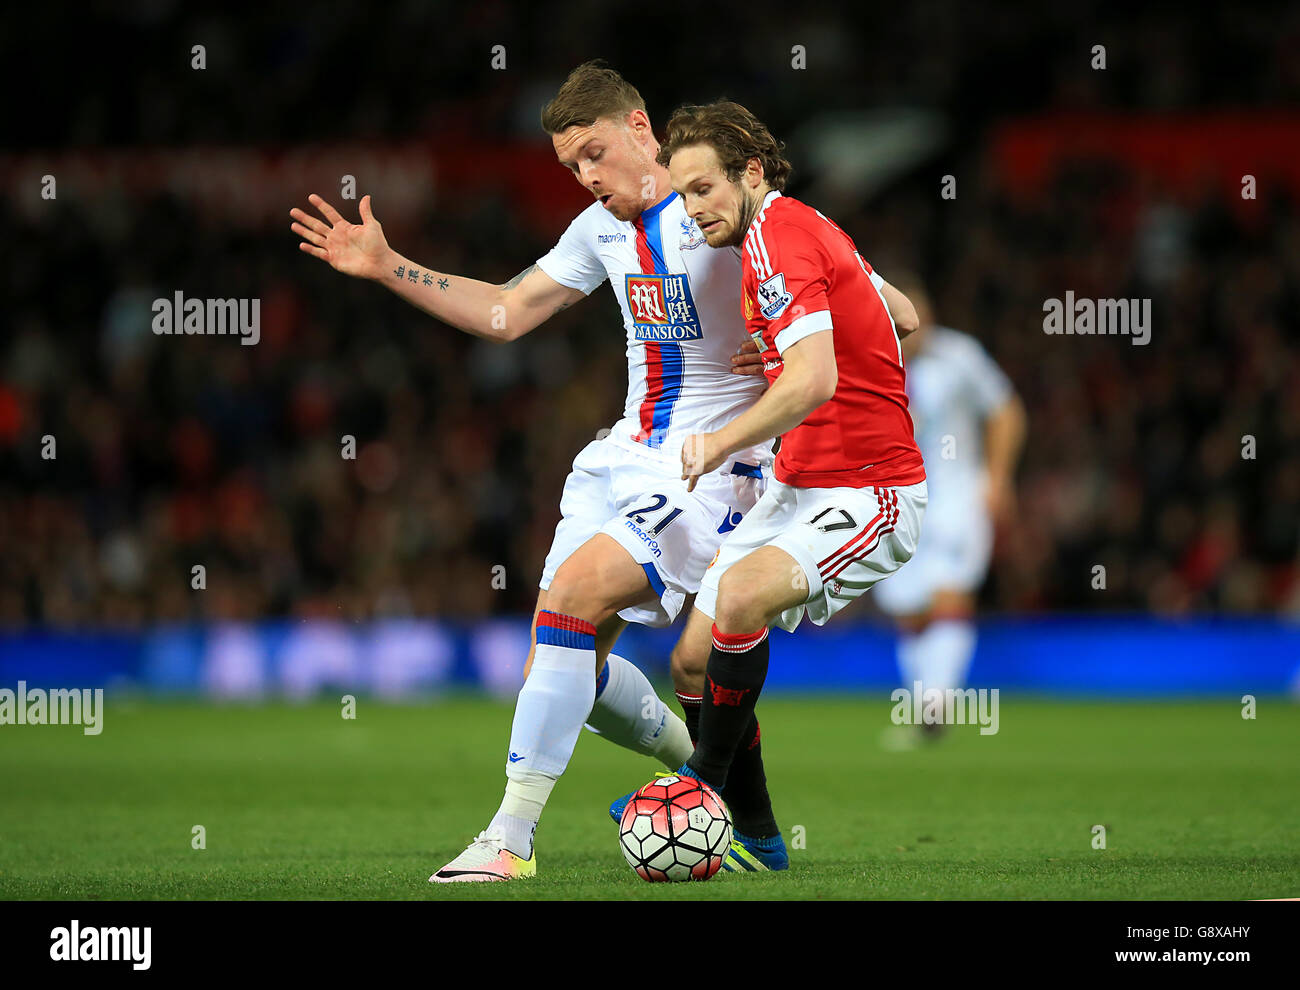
[{"x1": 0, "y1": 696, "x2": 1296, "y2": 899}]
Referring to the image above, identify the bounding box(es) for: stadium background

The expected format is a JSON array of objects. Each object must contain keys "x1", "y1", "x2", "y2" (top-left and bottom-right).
[{"x1": 2, "y1": 1, "x2": 1298, "y2": 697}]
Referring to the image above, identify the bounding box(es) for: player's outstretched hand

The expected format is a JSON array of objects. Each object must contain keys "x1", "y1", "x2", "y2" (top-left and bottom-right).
[
  {"x1": 681, "y1": 433, "x2": 727, "y2": 492},
  {"x1": 730, "y1": 338, "x2": 766, "y2": 377},
  {"x1": 290, "y1": 194, "x2": 389, "y2": 280}
]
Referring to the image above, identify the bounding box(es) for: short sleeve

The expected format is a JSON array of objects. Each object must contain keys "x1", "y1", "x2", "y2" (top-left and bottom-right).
[
  {"x1": 750, "y1": 220, "x2": 833, "y2": 355},
  {"x1": 856, "y1": 254, "x2": 885, "y2": 290},
  {"x1": 536, "y1": 208, "x2": 609, "y2": 295}
]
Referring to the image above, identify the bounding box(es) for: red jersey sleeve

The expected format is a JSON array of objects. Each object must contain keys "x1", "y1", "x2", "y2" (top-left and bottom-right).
[{"x1": 749, "y1": 219, "x2": 834, "y2": 355}]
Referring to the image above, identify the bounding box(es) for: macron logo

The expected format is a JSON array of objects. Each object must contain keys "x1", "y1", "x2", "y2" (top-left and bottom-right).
[
  {"x1": 508, "y1": 752, "x2": 525, "y2": 763},
  {"x1": 50, "y1": 920, "x2": 151, "y2": 971}
]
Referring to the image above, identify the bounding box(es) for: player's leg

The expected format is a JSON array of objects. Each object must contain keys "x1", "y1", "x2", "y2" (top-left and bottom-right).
[
  {"x1": 538, "y1": 530, "x2": 694, "y2": 760},
  {"x1": 604, "y1": 601, "x2": 720, "y2": 803},
  {"x1": 431, "y1": 534, "x2": 654, "y2": 882},
  {"x1": 522, "y1": 587, "x2": 622, "y2": 679},
  {"x1": 872, "y1": 524, "x2": 931, "y2": 682},
  {"x1": 672, "y1": 480, "x2": 797, "y2": 795},
  {"x1": 901, "y1": 589, "x2": 978, "y2": 732},
  {"x1": 526, "y1": 588, "x2": 663, "y2": 760},
  {"x1": 880, "y1": 500, "x2": 984, "y2": 738},
  {"x1": 594, "y1": 459, "x2": 769, "y2": 783},
  {"x1": 684, "y1": 544, "x2": 811, "y2": 789},
  {"x1": 513, "y1": 443, "x2": 695, "y2": 814},
  {"x1": 603, "y1": 595, "x2": 712, "y2": 815},
  {"x1": 671, "y1": 605, "x2": 786, "y2": 871},
  {"x1": 668, "y1": 604, "x2": 711, "y2": 744},
  {"x1": 525, "y1": 586, "x2": 691, "y2": 770},
  {"x1": 688, "y1": 481, "x2": 927, "y2": 788}
]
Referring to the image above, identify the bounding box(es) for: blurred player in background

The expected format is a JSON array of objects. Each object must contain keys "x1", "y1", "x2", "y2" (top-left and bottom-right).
[
  {"x1": 644, "y1": 101, "x2": 924, "y2": 854},
  {"x1": 292, "y1": 62, "x2": 787, "y2": 880},
  {"x1": 872, "y1": 277, "x2": 1025, "y2": 740}
]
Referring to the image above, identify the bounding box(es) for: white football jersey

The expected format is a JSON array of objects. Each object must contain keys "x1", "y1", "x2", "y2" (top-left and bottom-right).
[
  {"x1": 537, "y1": 192, "x2": 771, "y2": 471},
  {"x1": 903, "y1": 325, "x2": 1013, "y2": 508}
]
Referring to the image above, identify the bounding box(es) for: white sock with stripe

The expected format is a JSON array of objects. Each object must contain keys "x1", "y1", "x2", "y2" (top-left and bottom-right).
[
  {"x1": 488, "y1": 610, "x2": 598, "y2": 857},
  {"x1": 585, "y1": 653, "x2": 694, "y2": 769}
]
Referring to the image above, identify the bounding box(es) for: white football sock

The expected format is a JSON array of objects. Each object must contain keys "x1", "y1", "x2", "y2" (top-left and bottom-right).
[
  {"x1": 490, "y1": 612, "x2": 597, "y2": 857},
  {"x1": 489, "y1": 772, "x2": 552, "y2": 857},
  {"x1": 911, "y1": 619, "x2": 977, "y2": 695},
  {"x1": 585, "y1": 653, "x2": 694, "y2": 769},
  {"x1": 897, "y1": 630, "x2": 923, "y2": 690}
]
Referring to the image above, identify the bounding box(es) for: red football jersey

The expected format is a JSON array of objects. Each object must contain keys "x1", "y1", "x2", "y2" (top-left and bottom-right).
[{"x1": 740, "y1": 191, "x2": 925, "y2": 489}]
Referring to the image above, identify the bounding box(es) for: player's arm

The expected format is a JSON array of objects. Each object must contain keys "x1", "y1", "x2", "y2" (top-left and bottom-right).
[
  {"x1": 378, "y1": 255, "x2": 585, "y2": 342},
  {"x1": 682, "y1": 330, "x2": 836, "y2": 490},
  {"x1": 879, "y1": 279, "x2": 920, "y2": 339},
  {"x1": 291, "y1": 193, "x2": 585, "y2": 342},
  {"x1": 982, "y1": 393, "x2": 1026, "y2": 521}
]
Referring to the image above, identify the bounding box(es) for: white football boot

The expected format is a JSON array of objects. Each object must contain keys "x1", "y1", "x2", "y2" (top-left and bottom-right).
[{"x1": 428, "y1": 831, "x2": 536, "y2": 883}]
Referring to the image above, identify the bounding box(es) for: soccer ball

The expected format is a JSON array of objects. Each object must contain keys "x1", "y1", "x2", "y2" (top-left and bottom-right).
[{"x1": 619, "y1": 774, "x2": 732, "y2": 881}]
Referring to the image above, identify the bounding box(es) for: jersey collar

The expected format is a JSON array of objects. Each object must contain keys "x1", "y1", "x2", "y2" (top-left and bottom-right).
[
  {"x1": 745, "y1": 189, "x2": 782, "y2": 237},
  {"x1": 638, "y1": 190, "x2": 678, "y2": 222}
]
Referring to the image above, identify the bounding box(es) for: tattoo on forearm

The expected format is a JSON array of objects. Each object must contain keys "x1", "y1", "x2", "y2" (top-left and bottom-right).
[
  {"x1": 502, "y1": 264, "x2": 536, "y2": 290},
  {"x1": 437, "y1": 277, "x2": 449, "y2": 291}
]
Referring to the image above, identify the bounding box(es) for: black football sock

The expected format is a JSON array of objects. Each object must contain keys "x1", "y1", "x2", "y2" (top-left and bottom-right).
[
  {"x1": 680, "y1": 688, "x2": 776, "y2": 835},
  {"x1": 686, "y1": 624, "x2": 769, "y2": 789},
  {"x1": 724, "y1": 717, "x2": 779, "y2": 839},
  {"x1": 683, "y1": 703, "x2": 779, "y2": 837},
  {"x1": 676, "y1": 690, "x2": 702, "y2": 745}
]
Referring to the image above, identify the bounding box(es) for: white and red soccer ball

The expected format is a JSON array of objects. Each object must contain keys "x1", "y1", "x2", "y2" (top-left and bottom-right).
[{"x1": 619, "y1": 774, "x2": 732, "y2": 881}]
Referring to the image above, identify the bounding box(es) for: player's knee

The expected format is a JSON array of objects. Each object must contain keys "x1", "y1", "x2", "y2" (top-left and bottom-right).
[
  {"x1": 543, "y1": 586, "x2": 598, "y2": 625},
  {"x1": 545, "y1": 565, "x2": 609, "y2": 624},
  {"x1": 670, "y1": 638, "x2": 707, "y2": 692},
  {"x1": 714, "y1": 571, "x2": 767, "y2": 633},
  {"x1": 898, "y1": 613, "x2": 930, "y2": 636},
  {"x1": 930, "y1": 589, "x2": 975, "y2": 621}
]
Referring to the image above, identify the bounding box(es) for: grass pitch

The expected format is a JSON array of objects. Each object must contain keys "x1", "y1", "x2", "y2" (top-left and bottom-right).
[{"x1": 1, "y1": 695, "x2": 1296, "y2": 900}]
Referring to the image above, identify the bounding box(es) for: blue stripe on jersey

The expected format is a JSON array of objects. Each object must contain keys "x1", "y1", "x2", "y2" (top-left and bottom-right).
[
  {"x1": 642, "y1": 197, "x2": 670, "y2": 273},
  {"x1": 649, "y1": 342, "x2": 683, "y2": 444},
  {"x1": 643, "y1": 202, "x2": 683, "y2": 449},
  {"x1": 641, "y1": 190, "x2": 678, "y2": 224}
]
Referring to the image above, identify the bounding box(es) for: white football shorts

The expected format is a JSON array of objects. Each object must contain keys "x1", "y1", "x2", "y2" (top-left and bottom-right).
[
  {"x1": 540, "y1": 437, "x2": 768, "y2": 628},
  {"x1": 696, "y1": 479, "x2": 928, "y2": 632},
  {"x1": 871, "y1": 490, "x2": 991, "y2": 616}
]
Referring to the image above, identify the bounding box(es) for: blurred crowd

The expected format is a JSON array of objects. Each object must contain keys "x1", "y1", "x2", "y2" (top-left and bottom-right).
[
  {"x1": 2, "y1": 3, "x2": 1297, "y2": 627},
  {"x1": 16, "y1": 2, "x2": 1300, "y2": 148},
  {"x1": 852, "y1": 163, "x2": 1300, "y2": 614}
]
